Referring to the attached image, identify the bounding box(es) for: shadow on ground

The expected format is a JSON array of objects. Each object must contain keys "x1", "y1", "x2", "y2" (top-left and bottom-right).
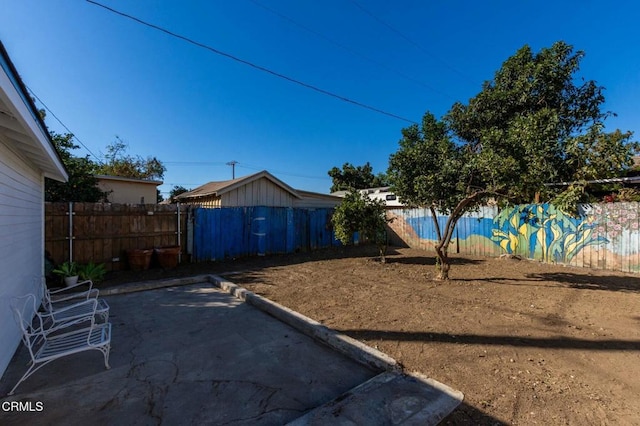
[
  {"x1": 526, "y1": 272, "x2": 640, "y2": 293},
  {"x1": 386, "y1": 257, "x2": 485, "y2": 266},
  {"x1": 338, "y1": 329, "x2": 640, "y2": 351},
  {"x1": 455, "y1": 271, "x2": 640, "y2": 293},
  {"x1": 97, "y1": 245, "x2": 394, "y2": 289}
]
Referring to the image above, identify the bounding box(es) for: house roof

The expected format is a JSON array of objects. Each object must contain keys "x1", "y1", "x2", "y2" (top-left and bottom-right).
[
  {"x1": 0, "y1": 41, "x2": 67, "y2": 182},
  {"x1": 94, "y1": 174, "x2": 163, "y2": 186},
  {"x1": 176, "y1": 170, "x2": 302, "y2": 200},
  {"x1": 295, "y1": 189, "x2": 343, "y2": 202},
  {"x1": 546, "y1": 176, "x2": 640, "y2": 186}
]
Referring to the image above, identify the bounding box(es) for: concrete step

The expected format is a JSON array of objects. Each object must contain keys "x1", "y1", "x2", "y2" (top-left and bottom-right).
[{"x1": 288, "y1": 371, "x2": 463, "y2": 426}]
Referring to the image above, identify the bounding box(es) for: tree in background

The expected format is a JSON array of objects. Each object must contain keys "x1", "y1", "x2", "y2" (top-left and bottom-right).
[
  {"x1": 169, "y1": 185, "x2": 190, "y2": 203},
  {"x1": 388, "y1": 41, "x2": 637, "y2": 280},
  {"x1": 96, "y1": 138, "x2": 166, "y2": 181},
  {"x1": 328, "y1": 162, "x2": 388, "y2": 193},
  {"x1": 45, "y1": 132, "x2": 107, "y2": 202},
  {"x1": 332, "y1": 191, "x2": 392, "y2": 262}
]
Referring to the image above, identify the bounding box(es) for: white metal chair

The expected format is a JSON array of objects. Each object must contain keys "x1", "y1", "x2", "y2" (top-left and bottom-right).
[
  {"x1": 44, "y1": 278, "x2": 97, "y2": 305},
  {"x1": 8, "y1": 294, "x2": 111, "y2": 396},
  {"x1": 40, "y1": 279, "x2": 110, "y2": 327}
]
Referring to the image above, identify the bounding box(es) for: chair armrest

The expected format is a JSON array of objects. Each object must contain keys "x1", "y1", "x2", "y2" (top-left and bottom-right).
[
  {"x1": 43, "y1": 299, "x2": 99, "y2": 333},
  {"x1": 49, "y1": 288, "x2": 100, "y2": 306},
  {"x1": 49, "y1": 279, "x2": 94, "y2": 296}
]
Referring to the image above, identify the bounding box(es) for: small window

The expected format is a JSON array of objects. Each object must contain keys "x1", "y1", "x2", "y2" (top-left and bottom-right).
[{"x1": 386, "y1": 194, "x2": 396, "y2": 201}]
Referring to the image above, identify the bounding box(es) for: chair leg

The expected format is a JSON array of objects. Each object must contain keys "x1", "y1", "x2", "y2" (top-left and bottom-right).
[
  {"x1": 102, "y1": 344, "x2": 111, "y2": 369},
  {"x1": 8, "y1": 360, "x2": 52, "y2": 396}
]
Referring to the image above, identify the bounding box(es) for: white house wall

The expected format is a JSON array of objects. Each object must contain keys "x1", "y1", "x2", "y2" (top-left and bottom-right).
[{"x1": 0, "y1": 141, "x2": 43, "y2": 377}]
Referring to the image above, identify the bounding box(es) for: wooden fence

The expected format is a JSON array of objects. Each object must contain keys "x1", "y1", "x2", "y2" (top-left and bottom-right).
[{"x1": 45, "y1": 202, "x2": 188, "y2": 271}]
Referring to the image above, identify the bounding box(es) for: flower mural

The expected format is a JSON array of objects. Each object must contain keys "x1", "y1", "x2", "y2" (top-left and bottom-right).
[
  {"x1": 491, "y1": 204, "x2": 608, "y2": 263},
  {"x1": 587, "y1": 203, "x2": 639, "y2": 242}
]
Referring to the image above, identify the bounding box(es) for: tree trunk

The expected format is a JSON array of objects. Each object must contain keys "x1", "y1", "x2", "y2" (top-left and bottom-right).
[
  {"x1": 378, "y1": 244, "x2": 387, "y2": 263},
  {"x1": 434, "y1": 245, "x2": 450, "y2": 280}
]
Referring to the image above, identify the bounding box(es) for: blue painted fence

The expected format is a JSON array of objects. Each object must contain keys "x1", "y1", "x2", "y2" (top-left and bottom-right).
[{"x1": 192, "y1": 207, "x2": 338, "y2": 262}]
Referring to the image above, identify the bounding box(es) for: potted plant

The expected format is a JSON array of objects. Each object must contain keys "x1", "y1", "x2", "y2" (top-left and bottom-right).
[
  {"x1": 52, "y1": 261, "x2": 79, "y2": 287},
  {"x1": 78, "y1": 262, "x2": 107, "y2": 283}
]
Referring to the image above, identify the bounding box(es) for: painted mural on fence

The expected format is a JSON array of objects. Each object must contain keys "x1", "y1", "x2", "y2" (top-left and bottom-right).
[
  {"x1": 389, "y1": 202, "x2": 640, "y2": 273},
  {"x1": 490, "y1": 204, "x2": 607, "y2": 263}
]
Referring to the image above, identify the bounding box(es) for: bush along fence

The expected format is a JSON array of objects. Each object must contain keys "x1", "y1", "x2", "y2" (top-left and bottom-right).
[
  {"x1": 387, "y1": 202, "x2": 640, "y2": 274},
  {"x1": 45, "y1": 202, "x2": 188, "y2": 271},
  {"x1": 192, "y1": 206, "x2": 339, "y2": 262}
]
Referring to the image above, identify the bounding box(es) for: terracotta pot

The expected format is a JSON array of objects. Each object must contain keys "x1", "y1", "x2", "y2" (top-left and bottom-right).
[
  {"x1": 154, "y1": 246, "x2": 181, "y2": 269},
  {"x1": 128, "y1": 249, "x2": 153, "y2": 271}
]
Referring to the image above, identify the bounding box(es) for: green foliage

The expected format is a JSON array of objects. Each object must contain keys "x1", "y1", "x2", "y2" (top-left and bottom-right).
[
  {"x1": 169, "y1": 185, "x2": 190, "y2": 203},
  {"x1": 52, "y1": 261, "x2": 77, "y2": 278},
  {"x1": 328, "y1": 162, "x2": 388, "y2": 193},
  {"x1": 78, "y1": 262, "x2": 107, "y2": 283},
  {"x1": 45, "y1": 133, "x2": 108, "y2": 202},
  {"x1": 387, "y1": 41, "x2": 638, "y2": 279},
  {"x1": 388, "y1": 112, "x2": 466, "y2": 212},
  {"x1": 615, "y1": 188, "x2": 640, "y2": 202},
  {"x1": 550, "y1": 184, "x2": 587, "y2": 217},
  {"x1": 96, "y1": 138, "x2": 166, "y2": 180},
  {"x1": 332, "y1": 191, "x2": 392, "y2": 261}
]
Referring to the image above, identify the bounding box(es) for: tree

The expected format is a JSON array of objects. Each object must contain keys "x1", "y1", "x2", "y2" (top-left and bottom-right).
[
  {"x1": 45, "y1": 133, "x2": 107, "y2": 202},
  {"x1": 328, "y1": 162, "x2": 388, "y2": 193},
  {"x1": 332, "y1": 191, "x2": 392, "y2": 262},
  {"x1": 96, "y1": 138, "x2": 166, "y2": 180},
  {"x1": 388, "y1": 42, "x2": 637, "y2": 280},
  {"x1": 169, "y1": 185, "x2": 190, "y2": 203}
]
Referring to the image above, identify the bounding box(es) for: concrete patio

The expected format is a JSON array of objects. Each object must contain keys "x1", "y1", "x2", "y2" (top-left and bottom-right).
[{"x1": 0, "y1": 277, "x2": 462, "y2": 425}]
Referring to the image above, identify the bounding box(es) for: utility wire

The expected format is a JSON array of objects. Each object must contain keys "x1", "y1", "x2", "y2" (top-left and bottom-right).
[
  {"x1": 163, "y1": 161, "x2": 330, "y2": 181},
  {"x1": 247, "y1": 0, "x2": 451, "y2": 100},
  {"x1": 164, "y1": 161, "x2": 228, "y2": 166},
  {"x1": 237, "y1": 163, "x2": 331, "y2": 181},
  {"x1": 348, "y1": 0, "x2": 474, "y2": 84},
  {"x1": 27, "y1": 86, "x2": 103, "y2": 163},
  {"x1": 86, "y1": 0, "x2": 418, "y2": 124}
]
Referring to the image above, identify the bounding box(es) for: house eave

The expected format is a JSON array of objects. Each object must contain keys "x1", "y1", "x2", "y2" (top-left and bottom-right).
[{"x1": 0, "y1": 42, "x2": 67, "y2": 182}]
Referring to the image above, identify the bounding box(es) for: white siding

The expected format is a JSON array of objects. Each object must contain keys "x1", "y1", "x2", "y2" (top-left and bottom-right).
[{"x1": 0, "y1": 141, "x2": 43, "y2": 377}]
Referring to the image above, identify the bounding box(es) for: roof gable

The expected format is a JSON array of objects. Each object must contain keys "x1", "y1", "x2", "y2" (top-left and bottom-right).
[{"x1": 178, "y1": 170, "x2": 301, "y2": 200}]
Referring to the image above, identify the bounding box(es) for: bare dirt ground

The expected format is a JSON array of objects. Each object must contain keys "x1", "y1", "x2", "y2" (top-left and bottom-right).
[{"x1": 100, "y1": 245, "x2": 640, "y2": 425}]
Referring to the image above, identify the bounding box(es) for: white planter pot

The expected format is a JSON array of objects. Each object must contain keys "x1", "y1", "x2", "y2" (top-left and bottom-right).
[{"x1": 64, "y1": 276, "x2": 79, "y2": 287}]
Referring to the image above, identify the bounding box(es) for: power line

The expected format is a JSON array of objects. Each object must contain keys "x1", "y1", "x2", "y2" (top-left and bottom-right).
[
  {"x1": 86, "y1": 0, "x2": 418, "y2": 124},
  {"x1": 27, "y1": 86, "x2": 103, "y2": 163},
  {"x1": 164, "y1": 161, "x2": 227, "y2": 166},
  {"x1": 348, "y1": 0, "x2": 474, "y2": 84},
  {"x1": 247, "y1": 0, "x2": 451, "y2": 100},
  {"x1": 237, "y1": 163, "x2": 331, "y2": 181}
]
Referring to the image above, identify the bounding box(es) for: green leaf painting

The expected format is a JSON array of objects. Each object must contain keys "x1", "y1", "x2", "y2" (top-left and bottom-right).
[{"x1": 491, "y1": 204, "x2": 608, "y2": 263}]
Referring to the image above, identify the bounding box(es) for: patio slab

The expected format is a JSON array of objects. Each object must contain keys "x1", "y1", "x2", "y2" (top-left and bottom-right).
[{"x1": 1, "y1": 279, "x2": 462, "y2": 425}]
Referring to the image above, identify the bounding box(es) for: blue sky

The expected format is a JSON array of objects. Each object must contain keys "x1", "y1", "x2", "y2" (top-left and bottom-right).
[{"x1": 1, "y1": 1, "x2": 638, "y2": 197}]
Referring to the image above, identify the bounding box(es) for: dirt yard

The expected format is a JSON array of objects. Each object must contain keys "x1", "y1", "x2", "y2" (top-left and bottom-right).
[{"x1": 101, "y1": 245, "x2": 640, "y2": 425}]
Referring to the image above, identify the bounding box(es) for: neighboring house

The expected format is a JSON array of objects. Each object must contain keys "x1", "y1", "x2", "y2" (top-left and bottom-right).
[
  {"x1": 332, "y1": 186, "x2": 404, "y2": 207},
  {"x1": 176, "y1": 170, "x2": 342, "y2": 209},
  {"x1": 0, "y1": 42, "x2": 68, "y2": 377},
  {"x1": 294, "y1": 189, "x2": 342, "y2": 209},
  {"x1": 95, "y1": 174, "x2": 163, "y2": 204}
]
